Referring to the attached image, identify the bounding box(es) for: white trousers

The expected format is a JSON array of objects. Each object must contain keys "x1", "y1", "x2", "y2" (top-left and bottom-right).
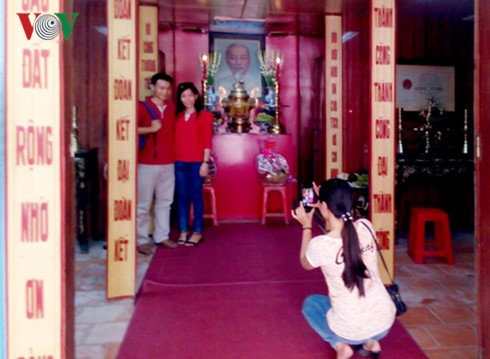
[{"x1": 137, "y1": 164, "x2": 175, "y2": 245}]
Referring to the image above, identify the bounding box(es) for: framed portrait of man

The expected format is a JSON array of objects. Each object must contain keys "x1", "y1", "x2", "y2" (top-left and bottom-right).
[{"x1": 211, "y1": 33, "x2": 264, "y2": 96}]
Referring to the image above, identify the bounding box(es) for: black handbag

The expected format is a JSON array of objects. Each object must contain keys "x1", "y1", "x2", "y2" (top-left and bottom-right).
[
  {"x1": 385, "y1": 283, "x2": 407, "y2": 316},
  {"x1": 361, "y1": 221, "x2": 407, "y2": 316}
]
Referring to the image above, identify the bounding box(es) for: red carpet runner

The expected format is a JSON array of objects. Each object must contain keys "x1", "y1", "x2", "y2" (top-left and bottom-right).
[{"x1": 117, "y1": 223, "x2": 427, "y2": 358}]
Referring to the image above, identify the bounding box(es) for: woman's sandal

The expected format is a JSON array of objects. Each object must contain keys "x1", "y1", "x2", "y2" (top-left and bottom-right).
[
  {"x1": 177, "y1": 233, "x2": 188, "y2": 245},
  {"x1": 353, "y1": 345, "x2": 381, "y2": 358},
  {"x1": 185, "y1": 233, "x2": 204, "y2": 246}
]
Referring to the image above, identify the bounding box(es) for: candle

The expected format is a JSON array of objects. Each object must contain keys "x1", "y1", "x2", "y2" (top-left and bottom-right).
[
  {"x1": 464, "y1": 108, "x2": 468, "y2": 130},
  {"x1": 202, "y1": 54, "x2": 208, "y2": 82},
  {"x1": 275, "y1": 56, "x2": 281, "y2": 83}
]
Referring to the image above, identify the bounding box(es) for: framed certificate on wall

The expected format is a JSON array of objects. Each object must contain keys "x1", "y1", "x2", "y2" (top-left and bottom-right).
[{"x1": 396, "y1": 65, "x2": 455, "y2": 111}]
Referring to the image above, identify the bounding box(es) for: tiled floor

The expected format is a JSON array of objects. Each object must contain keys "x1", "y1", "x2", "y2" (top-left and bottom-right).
[
  {"x1": 75, "y1": 245, "x2": 153, "y2": 359},
  {"x1": 74, "y1": 230, "x2": 478, "y2": 359},
  {"x1": 395, "y1": 231, "x2": 478, "y2": 358}
]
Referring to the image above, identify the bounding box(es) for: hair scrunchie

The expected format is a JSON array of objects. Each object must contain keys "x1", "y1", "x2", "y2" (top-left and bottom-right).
[{"x1": 341, "y1": 212, "x2": 354, "y2": 222}]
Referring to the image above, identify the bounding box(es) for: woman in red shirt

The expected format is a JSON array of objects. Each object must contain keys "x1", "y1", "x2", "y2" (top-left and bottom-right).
[{"x1": 174, "y1": 82, "x2": 214, "y2": 246}]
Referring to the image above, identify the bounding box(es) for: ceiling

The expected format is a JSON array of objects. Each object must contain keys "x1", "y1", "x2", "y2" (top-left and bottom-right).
[{"x1": 156, "y1": 0, "x2": 474, "y2": 36}]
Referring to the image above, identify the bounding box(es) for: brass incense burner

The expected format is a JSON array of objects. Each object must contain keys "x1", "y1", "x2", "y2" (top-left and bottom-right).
[{"x1": 222, "y1": 82, "x2": 255, "y2": 133}]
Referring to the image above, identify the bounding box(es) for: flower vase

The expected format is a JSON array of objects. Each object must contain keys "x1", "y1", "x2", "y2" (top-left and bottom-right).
[
  {"x1": 265, "y1": 86, "x2": 276, "y2": 109},
  {"x1": 206, "y1": 85, "x2": 217, "y2": 110}
]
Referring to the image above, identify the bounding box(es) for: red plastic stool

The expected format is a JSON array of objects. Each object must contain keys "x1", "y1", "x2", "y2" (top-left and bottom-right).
[
  {"x1": 261, "y1": 184, "x2": 289, "y2": 225},
  {"x1": 408, "y1": 207, "x2": 454, "y2": 264},
  {"x1": 190, "y1": 184, "x2": 218, "y2": 226}
]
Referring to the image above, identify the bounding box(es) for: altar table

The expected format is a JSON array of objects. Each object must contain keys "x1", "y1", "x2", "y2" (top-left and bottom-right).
[{"x1": 210, "y1": 133, "x2": 296, "y2": 221}]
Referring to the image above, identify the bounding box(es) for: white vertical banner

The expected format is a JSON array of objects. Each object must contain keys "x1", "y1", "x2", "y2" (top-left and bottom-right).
[
  {"x1": 6, "y1": 0, "x2": 71, "y2": 356},
  {"x1": 139, "y1": 4, "x2": 158, "y2": 100},
  {"x1": 370, "y1": 0, "x2": 396, "y2": 282},
  {"x1": 325, "y1": 15, "x2": 343, "y2": 179},
  {"x1": 107, "y1": 0, "x2": 137, "y2": 298}
]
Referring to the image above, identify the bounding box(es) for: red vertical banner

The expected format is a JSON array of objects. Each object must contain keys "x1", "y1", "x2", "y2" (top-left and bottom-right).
[
  {"x1": 370, "y1": 0, "x2": 396, "y2": 282},
  {"x1": 107, "y1": 0, "x2": 137, "y2": 298},
  {"x1": 139, "y1": 4, "x2": 158, "y2": 100},
  {"x1": 325, "y1": 15, "x2": 343, "y2": 179},
  {"x1": 6, "y1": 0, "x2": 65, "y2": 357}
]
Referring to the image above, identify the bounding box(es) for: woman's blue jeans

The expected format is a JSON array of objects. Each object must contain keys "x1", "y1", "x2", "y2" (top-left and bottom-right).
[
  {"x1": 175, "y1": 161, "x2": 204, "y2": 233},
  {"x1": 302, "y1": 294, "x2": 389, "y2": 349}
]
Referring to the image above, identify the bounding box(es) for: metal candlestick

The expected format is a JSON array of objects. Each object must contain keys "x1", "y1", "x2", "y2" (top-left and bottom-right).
[
  {"x1": 413, "y1": 97, "x2": 445, "y2": 155},
  {"x1": 424, "y1": 103, "x2": 432, "y2": 154},
  {"x1": 70, "y1": 105, "x2": 80, "y2": 157},
  {"x1": 397, "y1": 107, "x2": 404, "y2": 154},
  {"x1": 268, "y1": 79, "x2": 285, "y2": 134},
  {"x1": 275, "y1": 79, "x2": 279, "y2": 122},
  {"x1": 463, "y1": 108, "x2": 468, "y2": 154},
  {"x1": 202, "y1": 80, "x2": 208, "y2": 108}
]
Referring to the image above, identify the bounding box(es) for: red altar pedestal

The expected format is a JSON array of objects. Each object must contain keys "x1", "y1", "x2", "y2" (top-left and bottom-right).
[{"x1": 210, "y1": 133, "x2": 296, "y2": 221}]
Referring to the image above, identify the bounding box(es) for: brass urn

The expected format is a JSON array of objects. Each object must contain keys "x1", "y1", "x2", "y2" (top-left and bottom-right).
[{"x1": 222, "y1": 81, "x2": 255, "y2": 133}]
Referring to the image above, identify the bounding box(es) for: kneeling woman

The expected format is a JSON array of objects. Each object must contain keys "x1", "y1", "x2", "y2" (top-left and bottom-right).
[
  {"x1": 292, "y1": 179, "x2": 396, "y2": 359},
  {"x1": 174, "y1": 82, "x2": 213, "y2": 246}
]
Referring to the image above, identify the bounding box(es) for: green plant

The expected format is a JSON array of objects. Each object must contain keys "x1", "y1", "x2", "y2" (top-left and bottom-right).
[
  {"x1": 200, "y1": 52, "x2": 222, "y2": 86},
  {"x1": 257, "y1": 51, "x2": 283, "y2": 88}
]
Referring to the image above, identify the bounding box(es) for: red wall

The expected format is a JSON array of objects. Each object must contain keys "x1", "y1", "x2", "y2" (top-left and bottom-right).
[
  {"x1": 159, "y1": 30, "x2": 209, "y2": 87},
  {"x1": 158, "y1": 29, "x2": 174, "y2": 75},
  {"x1": 266, "y1": 36, "x2": 300, "y2": 180},
  {"x1": 297, "y1": 36, "x2": 325, "y2": 184},
  {"x1": 343, "y1": 10, "x2": 371, "y2": 174}
]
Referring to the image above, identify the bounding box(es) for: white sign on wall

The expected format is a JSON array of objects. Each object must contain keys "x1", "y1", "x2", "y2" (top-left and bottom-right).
[{"x1": 396, "y1": 65, "x2": 455, "y2": 111}]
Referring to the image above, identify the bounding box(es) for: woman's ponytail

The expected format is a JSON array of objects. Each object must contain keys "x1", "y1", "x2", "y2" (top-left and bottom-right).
[
  {"x1": 341, "y1": 216, "x2": 368, "y2": 296},
  {"x1": 319, "y1": 180, "x2": 369, "y2": 296}
]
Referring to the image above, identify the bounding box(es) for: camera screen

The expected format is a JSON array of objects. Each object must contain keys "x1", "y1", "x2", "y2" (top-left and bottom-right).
[{"x1": 301, "y1": 188, "x2": 314, "y2": 207}]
